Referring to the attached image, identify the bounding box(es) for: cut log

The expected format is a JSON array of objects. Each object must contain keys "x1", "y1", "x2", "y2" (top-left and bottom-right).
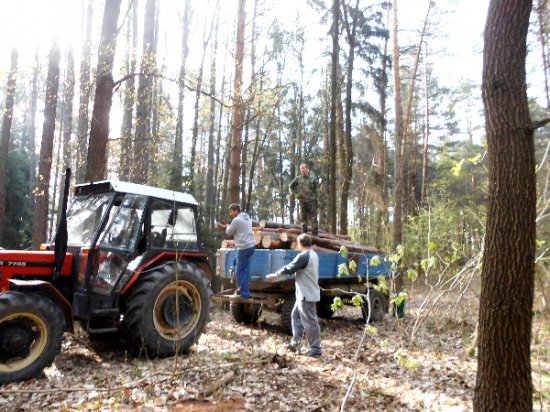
[
  {"x1": 258, "y1": 220, "x2": 303, "y2": 231},
  {"x1": 261, "y1": 234, "x2": 284, "y2": 249},
  {"x1": 221, "y1": 240, "x2": 235, "y2": 248}
]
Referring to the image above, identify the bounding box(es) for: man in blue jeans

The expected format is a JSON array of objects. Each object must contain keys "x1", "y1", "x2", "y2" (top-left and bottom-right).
[
  {"x1": 218, "y1": 203, "x2": 256, "y2": 298},
  {"x1": 266, "y1": 234, "x2": 322, "y2": 357}
]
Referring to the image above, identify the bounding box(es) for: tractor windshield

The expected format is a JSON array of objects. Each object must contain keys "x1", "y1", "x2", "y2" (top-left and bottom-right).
[{"x1": 66, "y1": 194, "x2": 113, "y2": 247}]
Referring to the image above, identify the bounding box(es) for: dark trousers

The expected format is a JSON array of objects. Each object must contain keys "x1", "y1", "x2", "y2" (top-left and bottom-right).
[{"x1": 299, "y1": 202, "x2": 318, "y2": 233}]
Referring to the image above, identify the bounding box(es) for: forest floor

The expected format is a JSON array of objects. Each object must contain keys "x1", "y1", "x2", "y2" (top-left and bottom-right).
[{"x1": 0, "y1": 288, "x2": 548, "y2": 412}]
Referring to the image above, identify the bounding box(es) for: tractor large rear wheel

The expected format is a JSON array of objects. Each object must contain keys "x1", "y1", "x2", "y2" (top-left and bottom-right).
[
  {"x1": 0, "y1": 291, "x2": 65, "y2": 384},
  {"x1": 124, "y1": 262, "x2": 211, "y2": 357}
]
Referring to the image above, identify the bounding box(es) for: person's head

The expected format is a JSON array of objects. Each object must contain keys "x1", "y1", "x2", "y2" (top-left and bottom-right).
[
  {"x1": 228, "y1": 203, "x2": 241, "y2": 218},
  {"x1": 297, "y1": 233, "x2": 312, "y2": 250},
  {"x1": 299, "y1": 163, "x2": 310, "y2": 176}
]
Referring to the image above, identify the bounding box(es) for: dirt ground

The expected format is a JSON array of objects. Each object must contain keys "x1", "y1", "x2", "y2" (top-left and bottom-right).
[{"x1": 0, "y1": 291, "x2": 547, "y2": 411}]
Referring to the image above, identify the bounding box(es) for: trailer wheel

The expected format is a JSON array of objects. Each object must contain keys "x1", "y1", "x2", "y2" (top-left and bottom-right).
[
  {"x1": 280, "y1": 294, "x2": 295, "y2": 335},
  {"x1": 124, "y1": 261, "x2": 211, "y2": 357},
  {"x1": 361, "y1": 290, "x2": 386, "y2": 323},
  {"x1": 229, "y1": 302, "x2": 261, "y2": 324},
  {"x1": 0, "y1": 291, "x2": 65, "y2": 384},
  {"x1": 316, "y1": 296, "x2": 334, "y2": 319}
]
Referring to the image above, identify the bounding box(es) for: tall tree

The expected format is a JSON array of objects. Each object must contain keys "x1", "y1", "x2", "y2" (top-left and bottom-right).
[
  {"x1": 76, "y1": 0, "x2": 94, "y2": 183},
  {"x1": 27, "y1": 50, "x2": 40, "y2": 214},
  {"x1": 0, "y1": 48, "x2": 18, "y2": 245},
  {"x1": 329, "y1": 0, "x2": 340, "y2": 233},
  {"x1": 170, "y1": 0, "x2": 191, "y2": 191},
  {"x1": 339, "y1": 0, "x2": 359, "y2": 235},
  {"x1": 120, "y1": 0, "x2": 138, "y2": 181},
  {"x1": 392, "y1": 0, "x2": 405, "y2": 292},
  {"x1": 474, "y1": 1, "x2": 535, "y2": 410},
  {"x1": 190, "y1": 12, "x2": 213, "y2": 195},
  {"x1": 31, "y1": 43, "x2": 61, "y2": 249},
  {"x1": 206, "y1": 1, "x2": 221, "y2": 230},
  {"x1": 56, "y1": 49, "x2": 75, "y2": 223},
  {"x1": 228, "y1": 0, "x2": 247, "y2": 204},
  {"x1": 85, "y1": 0, "x2": 122, "y2": 182},
  {"x1": 133, "y1": 0, "x2": 158, "y2": 184}
]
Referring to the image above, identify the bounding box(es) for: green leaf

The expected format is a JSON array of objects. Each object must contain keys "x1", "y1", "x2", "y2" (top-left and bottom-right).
[
  {"x1": 427, "y1": 241, "x2": 438, "y2": 251},
  {"x1": 374, "y1": 276, "x2": 389, "y2": 295},
  {"x1": 349, "y1": 259, "x2": 357, "y2": 273},
  {"x1": 339, "y1": 245, "x2": 349, "y2": 258},
  {"x1": 330, "y1": 296, "x2": 344, "y2": 311},
  {"x1": 406, "y1": 268, "x2": 418, "y2": 281},
  {"x1": 451, "y1": 158, "x2": 465, "y2": 176},
  {"x1": 370, "y1": 255, "x2": 382, "y2": 267},
  {"x1": 391, "y1": 290, "x2": 408, "y2": 306},
  {"x1": 337, "y1": 263, "x2": 349, "y2": 277},
  {"x1": 351, "y1": 295, "x2": 364, "y2": 307}
]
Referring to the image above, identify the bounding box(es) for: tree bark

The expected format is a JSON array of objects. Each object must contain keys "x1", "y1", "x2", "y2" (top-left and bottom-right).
[
  {"x1": 329, "y1": 0, "x2": 340, "y2": 234},
  {"x1": 28, "y1": 50, "x2": 40, "y2": 206},
  {"x1": 170, "y1": 0, "x2": 191, "y2": 190},
  {"x1": 119, "y1": 0, "x2": 138, "y2": 181},
  {"x1": 132, "y1": 0, "x2": 157, "y2": 184},
  {"x1": 391, "y1": 0, "x2": 404, "y2": 292},
  {"x1": 206, "y1": 1, "x2": 221, "y2": 230},
  {"x1": 31, "y1": 43, "x2": 60, "y2": 249},
  {"x1": 0, "y1": 49, "x2": 18, "y2": 246},
  {"x1": 229, "y1": 0, "x2": 246, "y2": 204},
  {"x1": 85, "y1": 0, "x2": 122, "y2": 182},
  {"x1": 56, "y1": 49, "x2": 75, "y2": 224},
  {"x1": 474, "y1": 1, "x2": 535, "y2": 410},
  {"x1": 75, "y1": 0, "x2": 94, "y2": 183}
]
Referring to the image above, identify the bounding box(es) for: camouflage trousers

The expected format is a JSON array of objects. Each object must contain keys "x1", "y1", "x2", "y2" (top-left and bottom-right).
[{"x1": 299, "y1": 201, "x2": 318, "y2": 234}]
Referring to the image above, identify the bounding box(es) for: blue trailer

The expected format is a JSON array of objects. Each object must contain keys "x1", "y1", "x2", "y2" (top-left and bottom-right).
[{"x1": 213, "y1": 248, "x2": 392, "y2": 333}]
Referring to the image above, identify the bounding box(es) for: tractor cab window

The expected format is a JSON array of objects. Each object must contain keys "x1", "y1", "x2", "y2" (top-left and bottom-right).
[
  {"x1": 100, "y1": 194, "x2": 146, "y2": 251},
  {"x1": 67, "y1": 194, "x2": 113, "y2": 247},
  {"x1": 150, "y1": 201, "x2": 197, "y2": 250}
]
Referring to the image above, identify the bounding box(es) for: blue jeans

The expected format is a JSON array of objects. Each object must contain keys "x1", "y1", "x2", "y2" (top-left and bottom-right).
[
  {"x1": 236, "y1": 246, "x2": 255, "y2": 298},
  {"x1": 291, "y1": 299, "x2": 322, "y2": 354}
]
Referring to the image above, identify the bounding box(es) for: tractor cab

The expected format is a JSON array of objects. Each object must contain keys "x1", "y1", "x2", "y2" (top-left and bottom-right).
[{"x1": 65, "y1": 180, "x2": 207, "y2": 327}]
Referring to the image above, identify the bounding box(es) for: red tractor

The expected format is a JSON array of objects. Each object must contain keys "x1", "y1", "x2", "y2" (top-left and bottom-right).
[{"x1": 0, "y1": 172, "x2": 213, "y2": 384}]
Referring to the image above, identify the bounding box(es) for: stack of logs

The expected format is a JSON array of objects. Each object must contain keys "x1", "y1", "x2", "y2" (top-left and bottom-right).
[{"x1": 221, "y1": 220, "x2": 383, "y2": 255}]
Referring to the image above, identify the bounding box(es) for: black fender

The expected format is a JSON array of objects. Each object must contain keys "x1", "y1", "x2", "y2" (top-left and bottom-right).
[{"x1": 8, "y1": 279, "x2": 73, "y2": 332}]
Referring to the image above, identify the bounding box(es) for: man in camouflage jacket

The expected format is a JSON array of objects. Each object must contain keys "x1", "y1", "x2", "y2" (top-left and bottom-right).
[{"x1": 290, "y1": 163, "x2": 319, "y2": 235}]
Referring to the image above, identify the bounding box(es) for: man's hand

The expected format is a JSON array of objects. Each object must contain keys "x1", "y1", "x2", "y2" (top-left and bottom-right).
[
  {"x1": 216, "y1": 221, "x2": 226, "y2": 231},
  {"x1": 266, "y1": 273, "x2": 278, "y2": 282}
]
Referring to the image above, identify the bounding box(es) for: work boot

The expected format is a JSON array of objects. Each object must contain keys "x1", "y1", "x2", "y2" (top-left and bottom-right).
[{"x1": 302, "y1": 224, "x2": 307, "y2": 233}]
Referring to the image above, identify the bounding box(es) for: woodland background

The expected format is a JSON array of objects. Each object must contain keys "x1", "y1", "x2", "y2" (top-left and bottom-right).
[{"x1": 0, "y1": 0, "x2": 548, "y2": 410}]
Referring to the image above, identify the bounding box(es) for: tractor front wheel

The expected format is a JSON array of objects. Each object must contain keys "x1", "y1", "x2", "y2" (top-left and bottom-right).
[
  {"x1": 0, "y1": 291, "x2": 65, "y2": 384},
  {"x1": 123, "y1": 262, "x2": 211, "y2": 357}
]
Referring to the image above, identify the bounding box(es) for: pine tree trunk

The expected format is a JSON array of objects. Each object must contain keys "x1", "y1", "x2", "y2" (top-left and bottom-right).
[
  {"x1": 133, "y1": 0, "x2": 157, "y2": 184},
  {"x1": 392, "y1": 0, "x2": 404, "y2": 292},
  {"x1": 190, "y1": 14, "x2": 213, "y2": 196},
  {"x1": 56, "y1": 49, "x2": 75, "y2": 224},
  {"x1": 0, "y1": 49, "x2": 18, "y2": 246},
  {"x1": 339, "y1": 0, "x2": 359, "y2": 235},
  {"x1": 76, "y1": 0, "x2": 94, "y2": 183},
  {"x1": 474, "y1": 1, "x2": 535, "y2": 410},
  {"x1": 329, "y1": 0, "x2": 340, "y2": 234},
  {"x1": 229, "y1": 0, "x2": 246, "y2": 204},
  {"x1": 27, "y1": 50, "x2": 39, "y2": 215},
  {"x1": 206, "y1": 1, "x2": 221, "y2": 230},
  {"x1": 85, "y1": 0, "x2": 122, "y2": 182},
  {"x1": 32, "y1": 44, "x2": 60, "y2": 249},
  {"x1": 170, "y1": 0, "x2": 190, "y2": 190},
  {"x1": 120, "y1": 0, "x2": 138, "y2": 181}
]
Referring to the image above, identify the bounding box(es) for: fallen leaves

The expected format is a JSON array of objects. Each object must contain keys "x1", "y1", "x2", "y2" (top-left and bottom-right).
[{"x1": 0, "y1": 289, "x2": 547, "y2": 411}]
